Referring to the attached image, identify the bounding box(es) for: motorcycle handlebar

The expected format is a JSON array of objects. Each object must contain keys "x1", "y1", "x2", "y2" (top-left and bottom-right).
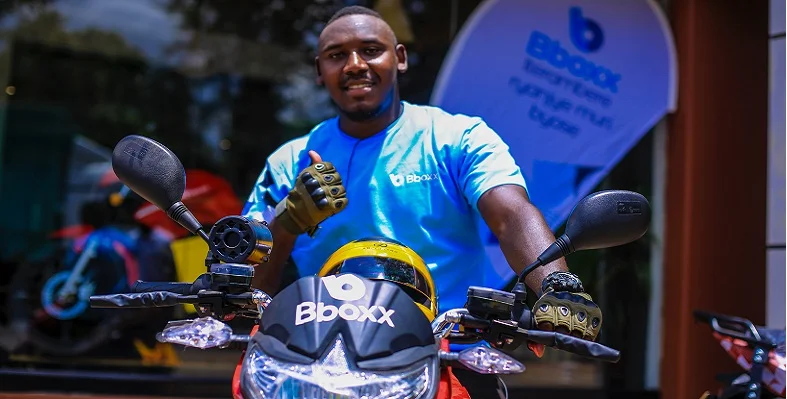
[
  {"x1": 89, "y1": 291, "x2": 255, "y2": 309},
  {"x1": 90, "y1": 292, "x2": 183, "y2": 308},
  {"x1": 131, "y1": 280, "x2": 193, "y2": 295},
  {"x1": 438, "y1": 308, "x2": 621, "y2": 363},
  {"x1": 515, "y1": 308, "x2": 620, "y2": 362},
  {"x1": 517, "y1": 310, "x2": 620, "y2": 362}
]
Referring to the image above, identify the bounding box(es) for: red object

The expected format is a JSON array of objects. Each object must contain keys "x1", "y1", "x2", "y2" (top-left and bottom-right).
[
  {"x1": 100, "y1": 168, "x2": 243, "y2": 238},
  {"x1": 712, "y1": 332, "x2": 786, "y2": 397},
  {"x1": 99, "y1": 168, "x2": 122, "y2": 187},
  {"x1": 435, "y1": 338, "x2": 472, "y2": 399},
  {"x1": 527, "y1": 341, "x2": 545, "y2": 358},
  {"x1": 49, "y1": 224, "x2": 95, "y2": 239},
  {"x1": 134, "y1": 170, "x2": 243, "y2": 238},
  {"x1": 111, "y1": 240, "x2": 139, "y2": 287}
]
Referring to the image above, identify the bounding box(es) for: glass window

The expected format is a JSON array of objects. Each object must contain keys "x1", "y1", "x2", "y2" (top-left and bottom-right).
[
  {"x1": 0, "y1": 0, "x2": 487, "y2": 376},
  {"x1": 0, "y1": 0, "x2": 657, "y2": 394}
]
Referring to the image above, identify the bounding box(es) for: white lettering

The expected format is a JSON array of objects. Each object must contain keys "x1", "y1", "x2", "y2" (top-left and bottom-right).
[
  {"x1": 338, "y1": 303, "x2": 361, "y2": 320},
  {"x1": 357, "y1": 305, "x2": 379, "y2": 323},
  {"x1": 389, "y1": 172, "x2": 440, "y2": 187},
  {"x1": 295, "y1": 302, "x2": 316, "y2": 325},
  {"x1": 317, "y1": 303, "x2": 338, "y2": 322},
  {"x1": 293, "y1": 301, "x2": 396, "y2": 327},
  {"x1": 377, "y1": 308, "x2": 396, "y2": 327}
]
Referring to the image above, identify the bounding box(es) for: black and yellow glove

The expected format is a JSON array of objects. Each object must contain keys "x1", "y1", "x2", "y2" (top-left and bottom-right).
[
  {"x1": 274, "y1": 161, "x2": 348, "y2": 237},
  {"x1": 532, "y1": 271, "x2": 603, "y2": 341}
]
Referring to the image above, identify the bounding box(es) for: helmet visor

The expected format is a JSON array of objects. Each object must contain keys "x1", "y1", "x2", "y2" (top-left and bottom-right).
[{"x1": 326, "y1": 257, "x2": 433, "y2": 311}]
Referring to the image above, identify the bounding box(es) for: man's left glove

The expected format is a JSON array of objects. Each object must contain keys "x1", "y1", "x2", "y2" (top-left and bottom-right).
[{"x1": 532, "y1": 271, "x2": 603, "y2": 342}]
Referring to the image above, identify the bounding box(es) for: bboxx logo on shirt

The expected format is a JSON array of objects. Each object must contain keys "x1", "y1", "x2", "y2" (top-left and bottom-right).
[
  {"x1": 389, "y1": 172, "x2": 439, "y2": 187},
  {"x1": 295, "y1": 274, "x2": 396, "y2": 327}
]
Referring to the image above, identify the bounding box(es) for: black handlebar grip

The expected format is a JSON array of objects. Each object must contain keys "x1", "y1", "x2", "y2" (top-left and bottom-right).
[
  {"x1": 90, "y1": 292, "x2": 182, "y2": 308},
  {"x1": 131, "y1": 281, "x2": 193, "y2": 295},
  {"x1": 526, "y1": 330, "x2": 620, "y2": 362}
]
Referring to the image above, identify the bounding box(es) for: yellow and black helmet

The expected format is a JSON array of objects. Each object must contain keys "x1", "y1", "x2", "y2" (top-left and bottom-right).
[{"x1": 318, "y1": 237, "x2": 438, "y2": 321}]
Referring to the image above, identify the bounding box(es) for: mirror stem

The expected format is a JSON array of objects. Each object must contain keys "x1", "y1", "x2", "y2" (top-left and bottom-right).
[
  {"x1": 195, "y1": 227, "x2": 219, "y2": 254},
  {"x1": 196, "y1": 228, "x2": 211, "y2": 244},
  {"x1": 167, "y1": 202, "x2": 203, "y2": 234},
  {"x1": 166, "y1": 202, "x2": 216, "y2": 252}
]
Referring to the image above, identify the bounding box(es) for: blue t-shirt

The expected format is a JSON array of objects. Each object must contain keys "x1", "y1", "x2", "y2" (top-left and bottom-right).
[{"x1": 242, "y1": 101, "x2": 528, "y2": 312}]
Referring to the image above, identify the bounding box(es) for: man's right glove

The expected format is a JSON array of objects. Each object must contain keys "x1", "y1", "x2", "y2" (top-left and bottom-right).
[
  {"x1": 532, "y1": 271, "x2": 603, "y2": 341},
  {"x1": 274, "y1": 161, "x2": 348, "y2": 237}
]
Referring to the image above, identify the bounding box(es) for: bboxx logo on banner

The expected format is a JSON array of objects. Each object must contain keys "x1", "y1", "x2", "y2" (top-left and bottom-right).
[
  {"x1": 569, "y1": 7, "x2": 604, "y2": 53},
  {"x1": 430, "y1": 0, "x2": 678, "y2": 289},
  {"x1": 525, "y1": 6, "x2": 621, "y2": 93}
]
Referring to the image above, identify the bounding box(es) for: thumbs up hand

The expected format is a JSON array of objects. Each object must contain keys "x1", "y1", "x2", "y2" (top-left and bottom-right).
[{"x1": 274, "y1": 150, "x2": 348, "y2": 237}]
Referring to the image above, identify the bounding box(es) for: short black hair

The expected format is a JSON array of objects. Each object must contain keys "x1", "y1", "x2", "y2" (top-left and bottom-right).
[{"x1": 325, "y1": 5, "x2": 383, "y2": 27}]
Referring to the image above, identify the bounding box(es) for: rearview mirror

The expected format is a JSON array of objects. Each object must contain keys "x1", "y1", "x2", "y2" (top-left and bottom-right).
[
  {"x1": 111, "y1": 135, "x2": 186, "y2": 211},
  {"x1": 112, "y1": 135, "x2": 205, "y2": 238},
  {"x1": 564, "y1": 190, "x2": 651, "y2": 252},
  {"x1": 518, "y1": 190, "x2": 651, "y2": 281}
]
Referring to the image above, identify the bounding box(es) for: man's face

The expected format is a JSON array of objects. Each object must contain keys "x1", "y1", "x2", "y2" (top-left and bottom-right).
[{"x1": 316, "y1": 15, "x2": 407, "y2": 121}]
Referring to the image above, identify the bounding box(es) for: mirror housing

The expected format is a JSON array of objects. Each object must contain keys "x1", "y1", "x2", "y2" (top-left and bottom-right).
[
  {"x1": 517, "y1": 190, "x2": 651, "y2": 282},
  {"x1": 564, "y1": 190, "x2": 651, "y2": 252},
  {"x1": 111, "y1": 135, "x2": 206, "y2": 239},
  {"x1": 111, "y1": 135, "x2": 186, "y2": 211}
]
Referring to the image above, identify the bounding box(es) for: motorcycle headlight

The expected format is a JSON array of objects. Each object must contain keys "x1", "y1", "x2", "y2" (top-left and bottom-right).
[{"x1": 241, "y1": 336, "x2": 438, "y2": 399}]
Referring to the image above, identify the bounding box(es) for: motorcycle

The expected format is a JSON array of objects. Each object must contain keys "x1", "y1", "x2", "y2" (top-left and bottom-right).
[
  {"x1": 89, "y1": 134, "x2": 652, "y2": 398},
  {"x1": 694, "y1": 310, "x2": 786, "y2": 399},
  {"x1": 4, "y1": 166, "x2": 241, "y2": 362},
  {"x1": 5, "y1": 191, "x2": 151, "y2": 358}
]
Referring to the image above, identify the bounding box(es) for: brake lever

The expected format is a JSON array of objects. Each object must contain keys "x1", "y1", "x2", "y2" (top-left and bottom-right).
[
  {"x1": 524, "y1": 329, "x2": 620, "y2": 362},
  {"x1": 458, "y1": 287, "x2": 621, "y2": 362},
  {"x1": 481, "y1": 319, "x2": 620, "y2": 362},
  {"x1": 459, "y1": 308, "x2": 620, "y2": 363}
]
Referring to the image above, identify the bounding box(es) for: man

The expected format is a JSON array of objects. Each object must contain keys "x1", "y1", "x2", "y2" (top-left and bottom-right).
[{"x1": 243, "y1": 5, "x2": 601, "y2": 352}]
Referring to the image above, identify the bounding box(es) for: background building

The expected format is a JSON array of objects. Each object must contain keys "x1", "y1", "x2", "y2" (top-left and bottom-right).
[{"x1": 0, "y1": 1, "x2": 783, "y2": 398}]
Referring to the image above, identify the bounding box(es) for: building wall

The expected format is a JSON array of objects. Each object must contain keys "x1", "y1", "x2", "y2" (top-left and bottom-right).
[
  {"x1": 661, "y1": 2, "x2": 769, "y2": 399},
  {"x1": 767, "y1": 0, "x2": 785, "y2": 329}
]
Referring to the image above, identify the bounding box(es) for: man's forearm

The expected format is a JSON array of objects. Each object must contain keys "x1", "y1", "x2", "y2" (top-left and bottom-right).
[
  {"x1": 252, "y1": 219, "x2": 297, "y2": 294},
  {"x1": 494, "y1": 201, "x2": 569, "y2": 294}
]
